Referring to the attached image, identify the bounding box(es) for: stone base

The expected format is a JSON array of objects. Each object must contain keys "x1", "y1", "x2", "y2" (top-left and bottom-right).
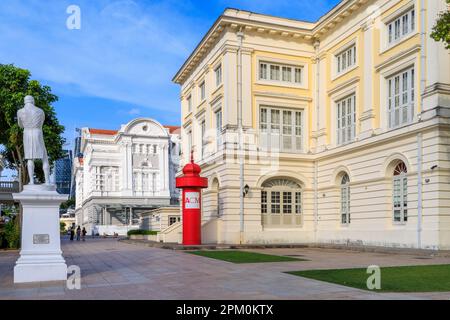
[
  {"x1": 13, "y1": 183, "x2": 68, "y2": 283},
  {"x1": 14, "y1": 262, "x2": 67, "y2": 283}
]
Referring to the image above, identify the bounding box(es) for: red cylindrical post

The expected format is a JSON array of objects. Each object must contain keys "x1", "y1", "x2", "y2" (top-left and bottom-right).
[{"x1": 176, "y1": 153, "x2": 208, "y2": 245}]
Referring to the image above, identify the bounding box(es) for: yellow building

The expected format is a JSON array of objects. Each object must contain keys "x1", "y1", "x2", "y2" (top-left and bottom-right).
[{"x1": 173, "y1": 0, "x2": 450, "y2": 249}]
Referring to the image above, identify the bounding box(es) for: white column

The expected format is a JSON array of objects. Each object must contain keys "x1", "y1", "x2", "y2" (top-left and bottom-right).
[
  {"x1": 223, "y1": 46, "x2": 238, "y2": 128},
  {"x1": 316, "y1": 50, "x2": 328, "y2": 151},
  {"x1": 422, "y1": 0, "x2": 450, "y2": 119},
  {"x1": 241, "y1": 48, "x2": 253, "y2": 128},
  {"x1": 359, "y1": 19, "x2": 376, "y2": 139},
  {"x1": 158, "y1": 144, "x2": 164, "y2": 195},
  {"x1": 129, "y1": 207, "x2": 132, "y2": 226},
  {"x1": 164, "y1": 144, "x2": 169, "y2": 192}
]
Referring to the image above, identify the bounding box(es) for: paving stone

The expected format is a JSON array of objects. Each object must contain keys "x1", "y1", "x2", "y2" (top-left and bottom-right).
[{"x1": 1, "y1": 238, "x2": 450, "y2": 299}]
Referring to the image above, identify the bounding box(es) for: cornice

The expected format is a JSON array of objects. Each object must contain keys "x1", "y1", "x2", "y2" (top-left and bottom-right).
[
  {"x1": 173, "y1": 0, "x2": 371, "y2": 85},
  {"x1": 375, "y1": 44, "x2": 421, "y2": 72},
  {"x1": 254, "y1": 90, "x2": 312, "y2": 103},
  {"x1": 327, "y1": 76, "x2": 360, "y2": 96}
]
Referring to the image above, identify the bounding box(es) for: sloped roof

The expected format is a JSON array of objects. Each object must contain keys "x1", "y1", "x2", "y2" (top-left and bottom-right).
[
  {"x1": 164, "y1": 125, "x2": 181, "y2": 134},
  {"x1": 88, "y1": 128, "x2": 118, "y2": 135}
]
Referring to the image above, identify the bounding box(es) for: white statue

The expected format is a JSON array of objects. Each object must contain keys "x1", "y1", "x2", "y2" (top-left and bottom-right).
[{"x1": 17, "y1": 95, "x2": 50, "y2": 185}]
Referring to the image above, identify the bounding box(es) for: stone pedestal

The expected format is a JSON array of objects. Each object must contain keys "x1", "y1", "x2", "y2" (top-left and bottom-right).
[{"x1": 13, "y1": 184, "x2": 68, "y2": 283}]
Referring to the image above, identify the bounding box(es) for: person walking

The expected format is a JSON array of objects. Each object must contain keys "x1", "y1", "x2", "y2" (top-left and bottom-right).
[
  {"x1": 82, "y1": 227, "x2": 87, "y2": 241},
  {"x1": 76, "y1": 226, "x2": 81, "y2": 241},
  {"x1": 70, "y1": 227, "x2": 74, "y2": 241}
]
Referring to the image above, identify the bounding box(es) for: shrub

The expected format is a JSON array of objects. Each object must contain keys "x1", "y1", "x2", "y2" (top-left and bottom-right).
[
  {"x1": 127, "y1": 229, "x2": 158, "y2": 236},
  {"x1": 3, "y1": 219, "x2": 20, "y2": 249}
]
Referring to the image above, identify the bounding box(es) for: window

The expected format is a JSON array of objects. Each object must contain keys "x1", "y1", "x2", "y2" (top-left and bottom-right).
[
  {"x1": 261, "y1": 178, "x2": 302, "y2": 227},
  {"x1": 187, "y1": 95, "x2": 192, "y2": 112},
  {"x1": 336, "y1": 94, "x2": 356, "y2": 145},
  {"x1": 336, "y1": 44, "x2": 356, "y2": 74},
  {"x1": 169, "y1": 216, "x2": 181, "y2": 226},
  {"x1": 201, "y1": 120, "x2": 206, "y2": 158},
  {"x1": 215, "y1": 109, "x2": 222, "y2": 150},
  {"x1": 259, "y1": 61, "x2": 303, "y2": 85},
  {"x1": 341, "y1": 174, "x2": 350, "y2": 224},
  {"x1": 260, "y1": 106, "x2": 303, "y2": 152},
  {"x1": 393, "y1": 161, "x2": 408, "y2": 223},
  {"x1": 387, "y1": 8, "x2": 415, "y2": 45},
  {"x1": 153, "y1": 145, "x2": 157, "y2": 154},
  {"x1": 199, "y1": 81, "x2": 205, "y2": 101},
  {"x1": 388, "y1": 67, "x2": 415, "y2": 128},
  {"x1": 215, "y1": 65, "x2": 222, "y2": 87},
  {"x1": 261, "y1": 190, "x2": 268, "y2": 214},
  {"x1": 259, "y1": 63, "x2": 267, "y2": 79}
]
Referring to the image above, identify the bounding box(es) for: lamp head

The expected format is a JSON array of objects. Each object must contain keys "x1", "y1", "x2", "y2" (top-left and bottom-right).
[{"x1": 243, "y1": 184, "x2": 250, "y2": 197}]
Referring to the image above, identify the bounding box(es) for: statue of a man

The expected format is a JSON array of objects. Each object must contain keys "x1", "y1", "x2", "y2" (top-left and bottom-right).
[{"x1": 17, "y1": 95, "x2": 50, "y2": 185}]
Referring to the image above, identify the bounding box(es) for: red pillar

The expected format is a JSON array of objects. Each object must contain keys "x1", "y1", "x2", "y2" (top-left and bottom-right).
[{"x1": 176, "y1": 154, "x2": 208, "y2": 245}]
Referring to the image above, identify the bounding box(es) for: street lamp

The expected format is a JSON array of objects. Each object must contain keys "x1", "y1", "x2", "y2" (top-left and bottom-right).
[{"x1": 243, "y1": 184, "x2": 250, "y2": 197}]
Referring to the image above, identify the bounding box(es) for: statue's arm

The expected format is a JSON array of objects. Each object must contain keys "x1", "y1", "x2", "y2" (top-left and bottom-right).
[{"x1": 17, "y1": 112, "x2": 23, "y2": 128}]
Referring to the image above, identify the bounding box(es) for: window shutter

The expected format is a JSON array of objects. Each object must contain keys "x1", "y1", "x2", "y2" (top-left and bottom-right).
[{"x1": 270, "y1": 109, "x2": 280, "y2": 151}]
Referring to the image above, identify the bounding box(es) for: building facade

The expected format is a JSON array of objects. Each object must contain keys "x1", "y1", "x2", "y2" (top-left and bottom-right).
[
  {"x1": 73, "y1": 118, "x2": 181, "y2": 235},
  {"x1": 54, "y1": 150, "x2": 73, "y2": 195},
  {"x1": 173, "y1": 0, "x2": 450, "y2": 249}
]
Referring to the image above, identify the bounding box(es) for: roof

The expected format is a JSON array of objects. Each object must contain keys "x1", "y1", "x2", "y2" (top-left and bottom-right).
[
  {"x1": 164, "y1": 125, "x2": 181, "y2": 134},
  {"x1": 88, "y1": 128, "x2": 118, "y2": 135}
]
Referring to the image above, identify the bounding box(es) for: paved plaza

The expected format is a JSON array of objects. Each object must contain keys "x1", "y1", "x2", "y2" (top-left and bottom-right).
[{"x1": 1, "y1": 237, "x2": 450, "y2": 300}]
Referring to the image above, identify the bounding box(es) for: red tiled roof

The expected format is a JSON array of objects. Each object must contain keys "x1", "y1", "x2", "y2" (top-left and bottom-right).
[
  {"x1": 164, "y1": 125, "x2": 181, "y2": 134},
  {"x1": 89, "y1": 128, "x2": 118, "y2": 135}
]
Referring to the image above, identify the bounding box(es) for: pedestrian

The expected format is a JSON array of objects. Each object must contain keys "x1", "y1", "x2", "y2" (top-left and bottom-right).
[
  {"x1": 70, "y1": 227, "x2": 74, "y2": 241},
  {"x1": 76, "y1": 226, "x2": 81, "y2": 241},
  {"x1": 82, "y1": 227, "x2": 87, "y2": 241}
]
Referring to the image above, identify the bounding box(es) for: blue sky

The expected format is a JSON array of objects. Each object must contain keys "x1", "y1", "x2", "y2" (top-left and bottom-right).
[{"x1": 0, "y1": 0, "x2": 340, "y2": 150}]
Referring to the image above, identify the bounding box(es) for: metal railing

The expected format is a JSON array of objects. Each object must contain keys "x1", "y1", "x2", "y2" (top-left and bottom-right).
[{"x1": 0, "y1": 181, "x2": 20, "y2": 193}]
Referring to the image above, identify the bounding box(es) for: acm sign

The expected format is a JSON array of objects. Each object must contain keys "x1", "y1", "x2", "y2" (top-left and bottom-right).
[{"x1": 185, "y1": 191, "x2": 200, "y2": 209}]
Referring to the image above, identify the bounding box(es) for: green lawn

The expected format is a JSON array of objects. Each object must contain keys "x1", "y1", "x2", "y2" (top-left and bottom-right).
[
  {"x1": 287, "y1": 264, "x2": 450, "y2": 292},
  {"x1": 187, "y1": 250, "x2": 306, "y2": 263}
]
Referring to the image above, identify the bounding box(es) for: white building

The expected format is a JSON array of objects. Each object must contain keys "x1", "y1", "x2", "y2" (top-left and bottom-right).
[
  {"x1": 73, "y1": 118, "x2": 181, "y2": 235},
  {"x1": 173, "y1": 1, "x2": 450, "y2": 249}
]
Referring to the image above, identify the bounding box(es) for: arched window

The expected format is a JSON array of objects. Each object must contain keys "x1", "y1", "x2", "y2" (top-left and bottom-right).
[
  {"x1": 393, "y1": 161, "x2": 408, "y2": 222},
  {"x1": 340, "y1": 173, "x2": 350, "y2": 224},
  {"x1": 261, "y1": 178, "x2": 302, "y2": 227}
]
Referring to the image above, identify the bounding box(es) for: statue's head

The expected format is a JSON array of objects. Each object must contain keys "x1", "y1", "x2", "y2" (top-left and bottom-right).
[{"x1": 24, "y1": 95, "x2": 35, "y2": 105}]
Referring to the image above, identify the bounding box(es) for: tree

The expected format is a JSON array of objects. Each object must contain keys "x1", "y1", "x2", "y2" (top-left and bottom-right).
[
  {"x1": 60, "y1": 198, "x2": 75, "y2": 211},
  {"x1": 430, "y1": 0, "x2": 450, "y2": 49},
  {"x1": 0, "y1": 64, "x2": 65, "y2": 185}
]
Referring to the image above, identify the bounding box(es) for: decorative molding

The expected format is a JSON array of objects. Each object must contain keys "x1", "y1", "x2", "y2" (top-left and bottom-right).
[
  {"x1": 359, "y1": 109, "x2": 375, "y2": 122},
  {"x1": 375, "y1": 44, "x2": 420, "y2": 72},
  {"x1": 194, "y1": 107, "x2": 206, "y2": 119},
  {"x1": 360, "y1": 18, "x2": 374, "y2": 32},
  {"x1": 327, "y1": 76, "x2": 360, "y2": 96},
  {"x1": 254, "y1": 90, "x2": 312, "y2": 102},
  {"x1": 422, "y1": 83, "x2": 450, "y2": 99}
]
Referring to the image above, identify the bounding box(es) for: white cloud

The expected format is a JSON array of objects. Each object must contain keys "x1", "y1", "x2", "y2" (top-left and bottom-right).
[
  {"x1": 128, "y1": 108, "x2": 141, "y2": 115},
  {"x1": 0, "y1": 0, "x2": 197, "y2": 113}
]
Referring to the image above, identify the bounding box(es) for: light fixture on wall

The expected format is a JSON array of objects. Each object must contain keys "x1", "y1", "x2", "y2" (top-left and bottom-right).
[{"x1": 243, "y1": 184, "x2": 250, "y2": 197}]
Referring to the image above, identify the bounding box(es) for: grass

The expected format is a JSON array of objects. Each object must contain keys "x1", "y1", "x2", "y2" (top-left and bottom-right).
[
  {"x1": 127, "y1": 229, "x2": 158, "y2": 236},
  {"x1": 187, "y1": 250, "x2": 306, "y2": 263},
  {"x1": 286, "y1": 264, "x2": 450, "y2": 292}
]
